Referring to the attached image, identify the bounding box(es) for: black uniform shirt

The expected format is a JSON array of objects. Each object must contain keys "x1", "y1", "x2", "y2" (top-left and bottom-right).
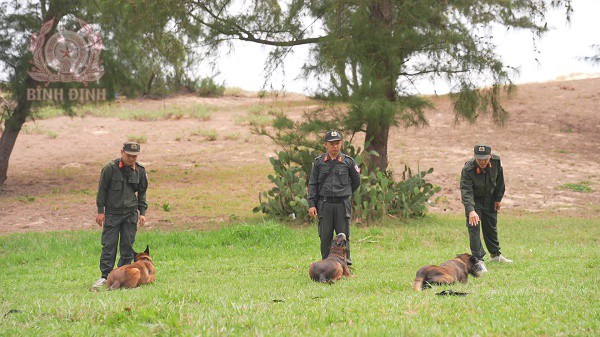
[
  {"x1": 460, "y1": 154, "x2": 505, "y2": 214},
  {"x1": 96, "y1": 159, "x2": 149, "y2": 215},
  {"x1": 308, "y1": 153, "x2": 361, "y2": 208}
]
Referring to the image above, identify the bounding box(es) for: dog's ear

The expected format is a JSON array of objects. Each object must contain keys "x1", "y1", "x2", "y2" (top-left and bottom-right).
[
  {"x1": 144, "y1": 245, "x2": 150, "y2": 255},
  {"x1": 469, "y1": 254, "x2": 478, "y2": 264}
]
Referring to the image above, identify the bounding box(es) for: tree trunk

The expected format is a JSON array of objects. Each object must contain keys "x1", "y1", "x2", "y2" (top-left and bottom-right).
[
  {"x1": 0, "y1": 4, "x2": 61, "y2": 187},
  {"x1": 365, "y1": 0, "x2": 395, "y2": 172},
  {"x1": 365, "y1": 122, "x2": 390, "y2": 172},
  {"x1": 0, "y1": 98, "x2": 31, "y2": 186}
]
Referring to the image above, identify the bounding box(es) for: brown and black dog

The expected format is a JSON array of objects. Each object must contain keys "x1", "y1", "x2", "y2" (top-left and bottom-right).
[
  {"x1": 412, "y1": 253, "x2": 482, "y2": 291},
  {"x1": 309, "y1": 233, "x2": 353, "y2": 284},
  {"x1": 106, "y1": 245, "x2": 155, "y2": 290}
]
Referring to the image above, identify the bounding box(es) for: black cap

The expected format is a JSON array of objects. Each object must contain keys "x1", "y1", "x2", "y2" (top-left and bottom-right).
[
  {"x1": 474, "y1": 144, "x2": 491, "y2": 159},
  {"x1": 123, "y1": 142, "x2": 141, "y2": 155},
  {"x1": 324, "y1": 130, "x2": 343, "y2": 142}
]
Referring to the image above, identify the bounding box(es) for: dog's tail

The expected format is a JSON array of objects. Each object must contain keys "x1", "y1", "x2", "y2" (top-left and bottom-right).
[
  {"x1": 107, "y1": 280, "x2": 121, "y2": 291},
  {"x1": 412, "y1": 276, "x2": 424, "y2": 291}
]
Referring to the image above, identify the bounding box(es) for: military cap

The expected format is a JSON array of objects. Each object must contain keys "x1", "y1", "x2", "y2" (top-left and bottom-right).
[
  {"x1": 474, "y1": 144, "x2": 491, "y2": 159},
  {"x1": 324, "y1": 130, "x2": 343, "y2": 142},
  {"x1": 123, "y1": 141, "x2": 141, "y2": 155}
]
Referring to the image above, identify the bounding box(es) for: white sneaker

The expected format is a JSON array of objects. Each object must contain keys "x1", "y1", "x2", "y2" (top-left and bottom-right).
[
  {"x1": 489, "y1": 255, "x2": 513, "y2": 263},
  {"x1": 91, "y1": 277, "x2": 106, "y2": 288},
  {"x1": 475, "y1": 261, "x2": 488, "y2": 274}
]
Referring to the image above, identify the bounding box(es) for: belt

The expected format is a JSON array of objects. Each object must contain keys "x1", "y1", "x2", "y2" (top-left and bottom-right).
[{"x1": 321, "y1": 196, "x2": 348, "y2": 203}]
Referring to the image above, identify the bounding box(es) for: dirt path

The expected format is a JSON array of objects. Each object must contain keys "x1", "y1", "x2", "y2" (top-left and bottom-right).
[{"x1": 0, "y1": 79, "x2": 598, "y2": 233}]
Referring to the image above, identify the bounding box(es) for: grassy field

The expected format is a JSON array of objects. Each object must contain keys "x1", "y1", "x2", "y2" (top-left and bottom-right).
[{"x1": 0, "y1": 214, "x2": 598, "y2": 336}]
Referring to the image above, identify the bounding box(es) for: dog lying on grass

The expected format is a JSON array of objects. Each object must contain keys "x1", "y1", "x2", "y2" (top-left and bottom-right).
[
  {"x1": 309, "y1": 233, "x2": 353, "y2": 284},
  {"x1": 106, "y1": 245, "x2": 155, "y2": 290},
  {"x1": 412, "y1": 253, "x2": 482, "y2": 291}
]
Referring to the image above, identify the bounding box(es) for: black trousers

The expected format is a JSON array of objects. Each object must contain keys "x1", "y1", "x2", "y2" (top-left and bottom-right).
[
  {"x1": 318, "y1": 199, "x2": 351, "y2": 261},
  {"x1": 466, "y1": 207, "x2": 501, "y2": 261},
  {"x1": 99, "y1": 212, "x2": 138, "y2": 278}
]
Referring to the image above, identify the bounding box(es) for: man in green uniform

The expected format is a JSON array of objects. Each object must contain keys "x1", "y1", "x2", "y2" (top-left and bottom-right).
[
  {"x1": 460, "y1": 144, "x2": 512, "y2": 273},
  {"x1": 91, "y1": 142, "x2": 148, "y2": 289},
  {"x1": 308, "y1": 131, "x2": 361, "y2": 265}
]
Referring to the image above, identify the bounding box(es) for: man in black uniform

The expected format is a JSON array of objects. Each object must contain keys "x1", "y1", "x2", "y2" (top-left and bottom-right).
[
  {"x1": 91, "y1": 141, "x2": 148, "y2": 289},
  {"x1": 308, "y1": 131, "x2": 361, "y2": 265},
  {"x1": 460, "y1": 144, "x2": 512, "y2": 273}
]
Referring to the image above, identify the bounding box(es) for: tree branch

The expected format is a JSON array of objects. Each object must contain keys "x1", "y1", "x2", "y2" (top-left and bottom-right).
[{"x1": 188, "y1": 2, "x2": 328, "y2": 47}]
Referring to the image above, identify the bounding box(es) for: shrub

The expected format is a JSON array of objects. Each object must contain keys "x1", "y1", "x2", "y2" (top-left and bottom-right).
[
  {"x1": 252, "y1": 111, "x2": 439, "y2": 223},
  {"x1": 127, "y1": 134, "x2": 147, "y2": 144},
  {"x1": 197, "y1": 77, "x2": 225, "y2": 97}
]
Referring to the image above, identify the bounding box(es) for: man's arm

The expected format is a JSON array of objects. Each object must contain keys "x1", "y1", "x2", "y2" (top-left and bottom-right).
[
  {"x1": 137, "y1": 168, "x2": 149, "y2": 216},
  {"x1": 460, "y1": 167, "x2": 476, "y2": 214},
  {"x1": 95, "y1": 165, "x2": 112, "y2": 226},
  {"x1": 96, "y1": 165, "x2": 112, "y2": 214},
  {"x1": 349, "y1": 159, "x2": 361, "y2": 193},
  {"x1": 307, "y1": 161, "x2": 320, "y2": 209},
  {"x1": 493, "y1": 162, "x2": 505, "y2": 202}
]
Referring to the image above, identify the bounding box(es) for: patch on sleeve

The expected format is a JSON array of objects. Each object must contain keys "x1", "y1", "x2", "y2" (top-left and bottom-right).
[{"x1": 354, "y1": 165, "x2": 360, "y2": 173}]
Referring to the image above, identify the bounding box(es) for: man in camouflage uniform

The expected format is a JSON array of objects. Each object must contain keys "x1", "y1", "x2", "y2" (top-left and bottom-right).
[
  {"x1": 460, "y1": 144, "x2": 513, "y2": 273},
  {"x1": 308, "y1": 131, "x2": 361, "y2": 265},
  {"x1": 91, "y1": 142, "x2": 148, "y2": 289}
]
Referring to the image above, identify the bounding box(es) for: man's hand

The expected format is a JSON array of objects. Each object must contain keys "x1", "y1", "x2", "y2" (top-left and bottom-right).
[
  {"x1": 494, "y1": 201, "x2": 502, "y2": 212},
  {"x1": 139, "y1": 215, "x2": 146, "y2": 227},
  {"x1": 468, "y1": 210, "x2": 480, "y2": 226},
  {"x1": 95, "y1": 213, "x2": 105, "y2": 227},
  {"x1": 309, "y1": 207, "x2": 318, "y2": 218}
]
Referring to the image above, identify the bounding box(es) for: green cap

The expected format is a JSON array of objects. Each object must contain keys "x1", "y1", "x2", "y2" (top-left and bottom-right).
[
  {"x1": 324, "y1": 130, "x2": 342, "y2": 142},
  {"x1": 123, "y1": 142, "x2": 141, "y2": 155},
  {"x1": 474, "y1": 144, "x2": 491, "y2": 159}
]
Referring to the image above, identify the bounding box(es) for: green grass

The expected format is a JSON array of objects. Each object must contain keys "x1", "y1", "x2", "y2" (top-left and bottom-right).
[
  {"x1": 559, "y1": 181, "x2": 593, "y2": 193},
  {"x1": 188, "y1": 105, "x2": 213, "y2": 121},
  {"x1": 33, "y1": 103, "x2": 216, "y2": 121},
  {"x1": 223, "y1": 132, "x2": 241, "y2": 141},
  {"x1": 190, "y1": 128, "x2": 218, "y2": 141},
  {"x1": 0, "y1": 214, "x2": 598, "y2": 336},
  {"x1": 127, "y1": 134, "x2": 147, "y2": 144}
]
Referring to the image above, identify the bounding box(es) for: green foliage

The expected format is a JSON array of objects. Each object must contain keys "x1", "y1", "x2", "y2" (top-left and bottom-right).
[
  {"x1": 127, "y1": 134, "x2": 147, "y2": 144},
  {"x1": 189, "y1": 105, "x2": 212, "y2": 120},
  {"x1": 559, "y1": 181, "x2": 593, "y2": 193},
  {"x1": 191, "y1": 128, "x2": 218, "y2": 141},
  {"x1": 353, "y1": 166, "x2": 441, "y2": 223},
  {"x1": 235, "y1": 107, "x2": 275, "y2": 127},
  {"x1": 252, "y1": 113, "x2": 439, "y2": 223},
  {"x1": 253, "y1": 153, "x2": 310, "y2": 221},
  {"x1": 160, "y1": 0, "x2": 572, "y2": 172},
  {"x1": 32, "y1": 103, "x2": 214, "y2": 121},
  {"x1": 196, "y1": 77, "x2": 225, "y2": 97}
]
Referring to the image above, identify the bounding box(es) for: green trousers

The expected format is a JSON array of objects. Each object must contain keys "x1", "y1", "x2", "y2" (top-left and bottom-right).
[
  {"x1": 318, "y1": 199, "x2": 351, "y2": 261},
  {"x1": 99, "y1": 212, "x2": 138, "y2": 278},
  {"x1": 466, "y1": 207, "x2": 501, "y2": 261}
]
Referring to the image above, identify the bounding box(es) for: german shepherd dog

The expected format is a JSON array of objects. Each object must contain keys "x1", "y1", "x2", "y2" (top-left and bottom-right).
[
  {"x1": 106, "y1": 245, "x2": 155, "y2": 290},
  {"x1": 412, "y1": 253, "x2": 482, "y2": 291},
  {"x1": 309, "y1": 233, "x2": 353, "y2": 284}
]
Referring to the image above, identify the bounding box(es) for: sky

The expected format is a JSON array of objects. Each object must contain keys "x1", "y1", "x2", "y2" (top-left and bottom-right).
[
  {"x1": 2, "y1": 0, "x2": 598, "y2": 94},
  {"x1": 208, "y1": 0, "x2": 600, "y2": 95}
]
